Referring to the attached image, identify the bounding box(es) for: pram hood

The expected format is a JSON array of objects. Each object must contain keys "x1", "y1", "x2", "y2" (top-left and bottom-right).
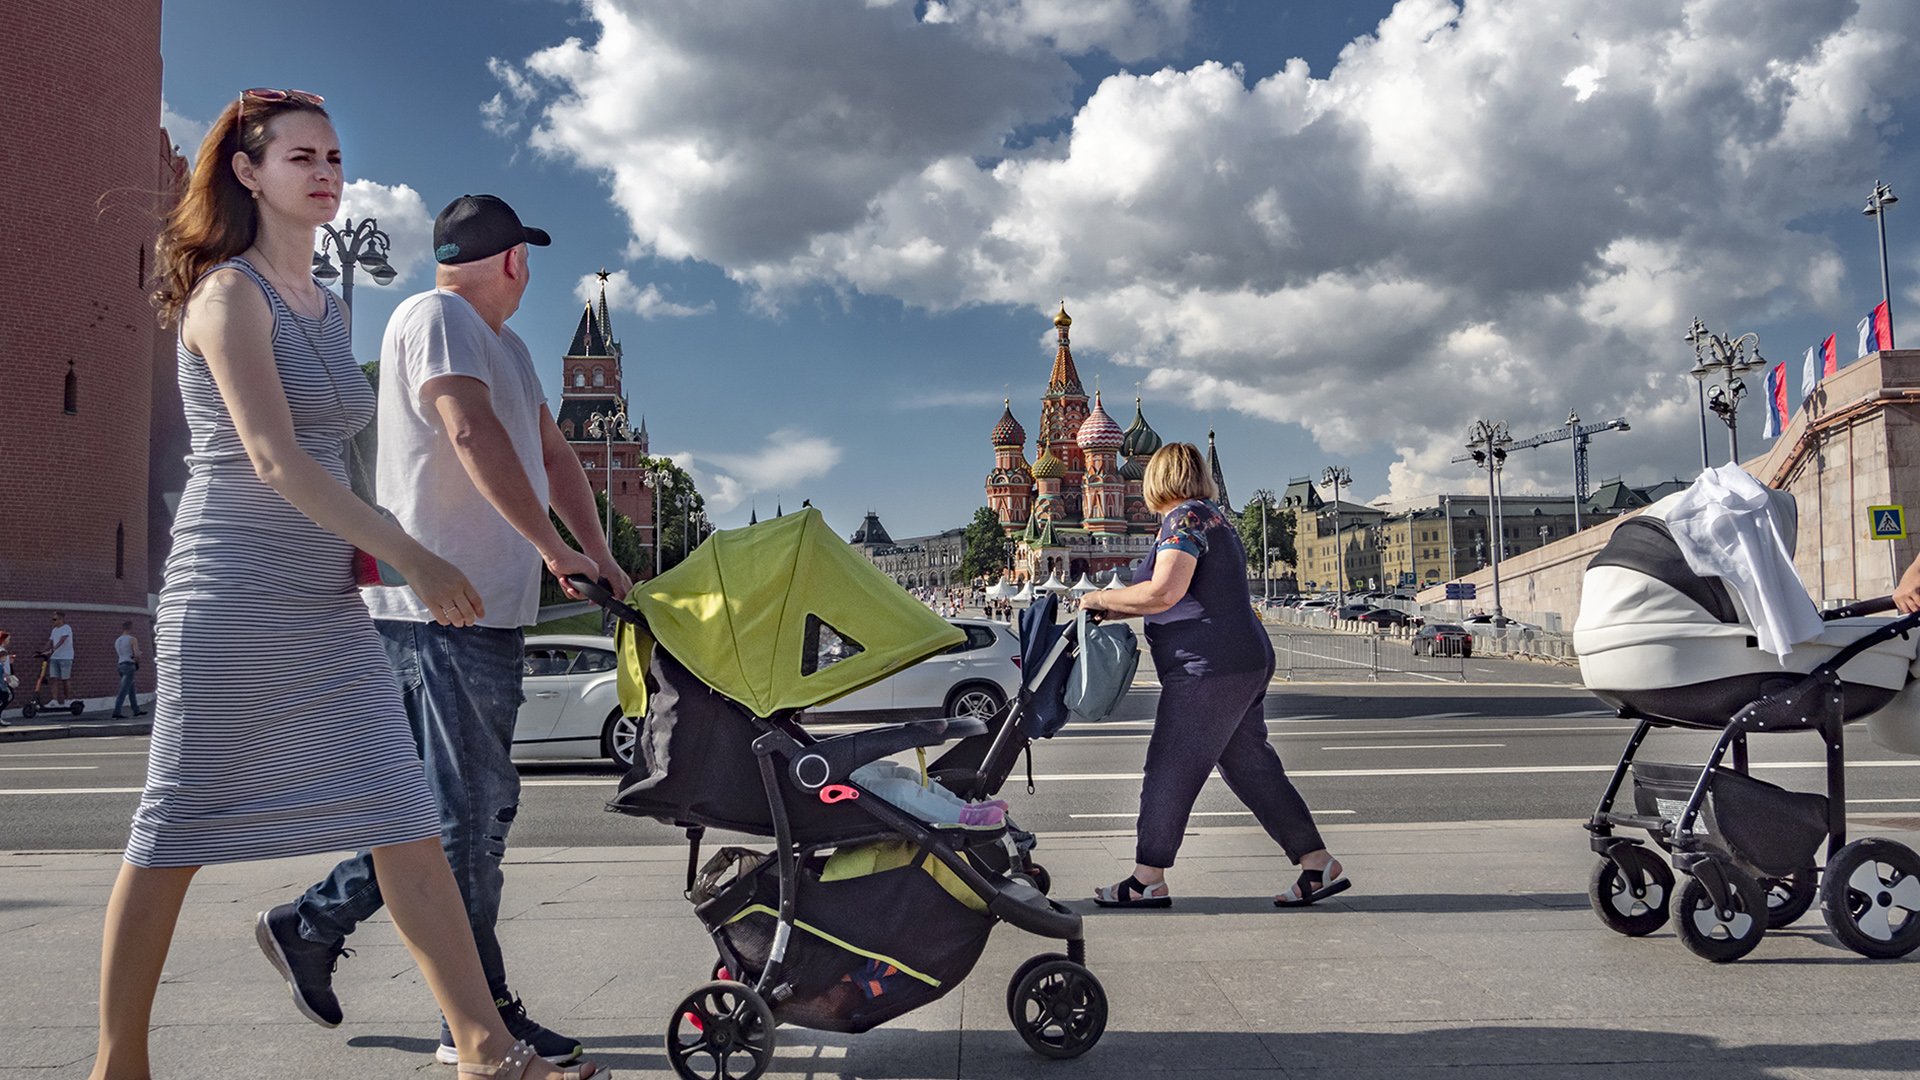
[{"x1": 615, "y1": 507, "x2": 964, "y2": 719}]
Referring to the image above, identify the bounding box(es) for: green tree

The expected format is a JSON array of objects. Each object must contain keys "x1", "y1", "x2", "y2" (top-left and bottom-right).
[
  {"x1": 960, "y1": 506, "x2": 1011, "y2": 583},
  {"x1": 642, "y1": 456, "x2": 707, "y2": 573},
  {"x1": 1237, "y1": 502, "x2": 1295, "y2": 580}
]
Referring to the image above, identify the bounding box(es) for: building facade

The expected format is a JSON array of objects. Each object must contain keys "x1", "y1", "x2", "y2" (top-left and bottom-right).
[
  {"x1": 986, "y1": 305, "x2": 1218, "y2": 582},
  {"x1": 1, "y1": 0, "x2": 184, "y2": 698},
  {"x1": 554, "y1": 271, "x2": 656, "y2": 568},
  {"x1": 849, "y1": 512, "x2": 966, "y2": 590}
]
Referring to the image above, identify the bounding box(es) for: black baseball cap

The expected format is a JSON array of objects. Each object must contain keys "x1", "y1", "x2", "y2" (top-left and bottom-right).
[{"x1": 432, "y1": 194, "x2": 551, "y2": 265}]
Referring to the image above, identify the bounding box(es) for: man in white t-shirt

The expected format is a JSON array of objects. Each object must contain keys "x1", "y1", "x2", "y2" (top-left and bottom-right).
[
  {"x1": 260, "y1": 195, "x2": 631, "y2": 1065},
  {"x1": 44, "y1": 612, "x2": 74, "y2": 705}
]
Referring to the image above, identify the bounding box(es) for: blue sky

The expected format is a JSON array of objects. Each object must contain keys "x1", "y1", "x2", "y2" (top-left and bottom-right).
[{"x1": 160, "y1": 1, "x2": 1920, "y2": 538}]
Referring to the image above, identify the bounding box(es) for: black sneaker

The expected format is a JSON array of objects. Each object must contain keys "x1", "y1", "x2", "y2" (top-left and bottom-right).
[
  {"x1": 435, "y1": 994, "x2": 582, "y2": 1066},
  {"x1": 254, "y1": 903, "x2": 350, "y2": 1028}
]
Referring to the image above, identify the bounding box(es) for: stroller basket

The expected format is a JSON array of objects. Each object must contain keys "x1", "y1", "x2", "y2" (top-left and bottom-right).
[
  {"x1": 1631, "y1": 761, "x2": 1827, "y2": 879},
  {"x1": 696, "y1": 850, "x2": 993, "y2": 1034}
]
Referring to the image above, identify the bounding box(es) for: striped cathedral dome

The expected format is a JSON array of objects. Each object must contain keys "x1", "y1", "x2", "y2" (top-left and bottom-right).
[
  {"x1": 990, "y1": 399, "x2": 1026, "y2": 447},
  {"x1": 1076, "y1": 391, "x2": 1124, "y2": 451}
]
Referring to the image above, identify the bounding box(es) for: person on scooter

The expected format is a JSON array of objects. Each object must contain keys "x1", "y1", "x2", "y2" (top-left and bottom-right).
[{"x1": 43, "y1": 613, "x2": 74, "y2": 708}]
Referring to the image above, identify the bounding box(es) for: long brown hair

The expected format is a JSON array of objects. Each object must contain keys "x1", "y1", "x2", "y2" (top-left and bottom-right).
[{"x1": 152, "y1": 94, "x2": 331, "y2": 327}]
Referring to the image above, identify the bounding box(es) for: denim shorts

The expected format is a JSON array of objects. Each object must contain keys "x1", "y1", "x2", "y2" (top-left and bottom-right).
[{"x1": 48, "y1": 658, "x2": 72, "y2": 679}]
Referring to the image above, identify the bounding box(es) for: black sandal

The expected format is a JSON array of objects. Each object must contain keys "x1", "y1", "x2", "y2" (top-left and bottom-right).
[
  {"x1": 1274, "y1": 861, "x2": 1350, "y2": 907},
  {"x1": 1093, "y1": 875, "x2": 1172, "y2": 908}
]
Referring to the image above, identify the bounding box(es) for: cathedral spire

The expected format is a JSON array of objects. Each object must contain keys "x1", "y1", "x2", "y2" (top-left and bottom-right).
[{"x1": 1046, "y1": 301, "x2": 1083, "y2": 396}]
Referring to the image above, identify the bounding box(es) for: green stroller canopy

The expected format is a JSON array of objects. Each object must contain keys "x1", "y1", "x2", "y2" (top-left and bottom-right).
[{"x1": 617, "y1": 507, "x2": 965, "y2": 718}]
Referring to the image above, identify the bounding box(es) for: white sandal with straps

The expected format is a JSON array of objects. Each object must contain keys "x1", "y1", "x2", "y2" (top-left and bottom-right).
[{"x1": 457, "y1": 1039, "x2": 608, "y2": 1080}]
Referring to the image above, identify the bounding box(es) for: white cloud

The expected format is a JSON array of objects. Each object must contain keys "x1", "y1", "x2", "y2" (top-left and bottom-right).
[
  {"x1": 573, "y1": 268, "x2": 713, "y2": 318},
  {"x1": 333, "y1": 180, "x2": 435, "y2": 285},
  {"x1": 503, "y1": 0, "x2": 1920, "y2": 500},
  {"x1": 669, "y1": 428, "x2": 844, "y2": 512},
  {"x1": 160, "y1": 99, "x2": 210, "y2": 161}
]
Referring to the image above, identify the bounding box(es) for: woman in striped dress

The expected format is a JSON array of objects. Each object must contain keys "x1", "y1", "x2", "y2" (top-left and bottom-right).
[{"x1": 89, "y1": 91, "x2": 602, "y2": 1080}]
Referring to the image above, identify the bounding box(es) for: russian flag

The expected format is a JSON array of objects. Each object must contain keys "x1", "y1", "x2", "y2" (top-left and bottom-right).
[
  {"x1": 1823, "y1": 333, "x2": 1838, "y2": 376},
  {"x1": 1859, "y1": 303, "x2": 1893, "y2": 357},
  {"x1": 1764, "y1": 363, "x2": 1786, "y2": 439}
]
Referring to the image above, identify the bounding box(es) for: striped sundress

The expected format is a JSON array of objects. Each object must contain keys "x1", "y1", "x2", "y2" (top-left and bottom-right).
[{"x1": 126, "y1": 258, "x2": 440, "y2": 868}]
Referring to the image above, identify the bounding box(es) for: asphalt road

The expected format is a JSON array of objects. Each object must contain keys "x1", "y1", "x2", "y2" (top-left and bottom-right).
[{"x1": 9, "y1": 678, "x2": 1920, "y2": 854}]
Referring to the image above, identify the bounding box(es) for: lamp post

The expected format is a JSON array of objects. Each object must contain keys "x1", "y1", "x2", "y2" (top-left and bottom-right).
[
  {"x1": 1249, "y1": 488, "x2": 1276, "y2": 600},
  {"x1": 1466, "y1": 419, "x2": 1511, "y2": 623},
  {"x1": 1685, "y1": 317, "x2": 1768, "y2": 463},
  {"x1": 584, "y1": 401, "x2": 633, "y2": 562},
  {"x1": 1321, "y1": 466, "x2": 1351, "y2": 607},
  {"x1": 1866, "y1": 180, "x2": 1899, "y2": 350},
  {"x1": 312, "y1": 217, "x2": 397, "y2": 308},
  {"x1": 641, "y1": 463, "x2": 672, "y2": 578}
]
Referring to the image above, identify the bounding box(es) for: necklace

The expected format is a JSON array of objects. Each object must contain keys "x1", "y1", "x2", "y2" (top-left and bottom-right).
[{"x1": 245, "y1": 247, "x2": 324, "y2": 318}]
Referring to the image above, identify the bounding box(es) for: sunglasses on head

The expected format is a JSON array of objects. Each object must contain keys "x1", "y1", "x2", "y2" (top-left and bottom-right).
[{"x1": 237, "y1": 87, "x2": 324, "y2": 128}]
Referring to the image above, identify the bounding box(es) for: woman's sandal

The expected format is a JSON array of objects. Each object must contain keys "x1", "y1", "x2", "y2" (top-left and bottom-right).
[
  {"x1": 1274, "y1": 860, "x2": 1350, "y2": 907},
  {"x1": 457, "y1": 1039, "x2": 608, "y2": 1080},
  {"x1": 1092, "y1": 875, "x2": 1172, "y2": 908}
]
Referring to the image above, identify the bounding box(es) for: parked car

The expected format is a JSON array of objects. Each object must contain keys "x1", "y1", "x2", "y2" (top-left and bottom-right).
[
  {"x1": 809, "y1": 617, "x2": 1023, "y2": 724},
  {"x1": 1462, "y1": 614, "x2": 1540, "y2": 631},
  {"x1": 1334, "y1": 603, "x2": 1376, "y2": 621},
  {"x1": 1411, "y1": 624, "x2": 1473, "y2": 657},
  {"x1": 1357, "y1": 608, "x2": 1410, "y2": 627},
  {"x1": 514, "y1": 634, "x2": 631, "y2": 766}
]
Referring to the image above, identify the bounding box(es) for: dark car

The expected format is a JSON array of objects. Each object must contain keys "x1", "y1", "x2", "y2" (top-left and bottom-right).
[
  {"x1": 1412, "y1": 623, "x2": 1473, "y2": 657},
  {"x1": 1335, "y1": 603, "x2": 1376, "y2": 621},
  {"x1": 1358, "y1": 608, "x2": 1410, "y2": 627}
]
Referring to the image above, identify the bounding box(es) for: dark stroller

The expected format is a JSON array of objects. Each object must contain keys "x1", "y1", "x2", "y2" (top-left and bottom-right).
[
  {"x1": 572, "y1": 509, "x2": 1110, "y2": 1079},
  {"x1": 1574, "y1": 490, "x2": 1920, "y2": 962}
]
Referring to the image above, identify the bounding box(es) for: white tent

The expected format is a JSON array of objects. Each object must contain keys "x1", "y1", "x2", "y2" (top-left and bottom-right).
[
  {"x1": 1039, "y1": 572, "x2": 1070, "y2": 593},
  {"x1": 1012, "y1": 583, "x2": 1034, "y2": 603},
  {"x1": 1103, "y1": 573, "x2": 1128, "y2": 590},
  {"x1": 985, "y1": 580, "x2": 1017, "y2": 599},
  {"x1": 1069, "y1": 573, "x2": 1099, "y2": 595}
]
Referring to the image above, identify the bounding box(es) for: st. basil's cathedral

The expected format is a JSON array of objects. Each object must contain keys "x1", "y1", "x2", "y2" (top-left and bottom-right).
[{"x1": 986, "y1": 304, "x2": 1234, "y2": 583}]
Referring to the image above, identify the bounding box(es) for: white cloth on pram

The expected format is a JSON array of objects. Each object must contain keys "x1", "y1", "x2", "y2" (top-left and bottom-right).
[{"x1": 1660, "y1": 465, "x2": 1822, "y2": 657}]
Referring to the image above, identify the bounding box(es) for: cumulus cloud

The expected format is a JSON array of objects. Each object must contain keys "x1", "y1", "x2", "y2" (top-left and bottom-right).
[
  {"x1": 333, "y1": 180, "x2": 435, "y2": 284},
  {"x1": 669, "y1": 428, "x2": 844, "y2": 512},
  {"x1": 573, "y1": 268, "x2": 714, "y2": 318},
  {"x1": 501, "y1": 0, "x2": 1920, "y2": 499},
  {"x1": 160, "y1": 99, "x2": 210, "y2": 161},
  {"x1": 922, "y1": 0, "x2": 1194, "y2": 62}
]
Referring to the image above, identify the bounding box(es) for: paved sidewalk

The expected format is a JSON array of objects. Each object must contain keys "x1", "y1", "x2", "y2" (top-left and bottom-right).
[{"x1": 6, "y1": 816, "x2": 1920, "y2": 1079}]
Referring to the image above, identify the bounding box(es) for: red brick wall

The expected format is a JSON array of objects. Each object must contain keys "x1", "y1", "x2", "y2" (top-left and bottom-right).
[{"x1": 0, "y1": 0, "x2": 170, "y2": 698}]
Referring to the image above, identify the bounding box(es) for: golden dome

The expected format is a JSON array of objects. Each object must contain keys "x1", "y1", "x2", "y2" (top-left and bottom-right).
[
  {"x1": 1053, "y1": 301, "x2": 1072, "y2": 329},
  {"x1": 1031, "y1": 445, "x2": 1066, "y2": 480}
]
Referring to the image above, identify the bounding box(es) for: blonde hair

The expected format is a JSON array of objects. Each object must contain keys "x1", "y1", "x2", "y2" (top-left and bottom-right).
[{"x1": 1142, "y1": 442, "x2": 1217, "y2": 514}]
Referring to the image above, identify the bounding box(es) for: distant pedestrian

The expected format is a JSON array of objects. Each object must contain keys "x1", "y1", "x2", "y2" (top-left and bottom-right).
[
  {"x1": 44, "y1": 611, "x2": 74, "y2": 706},
  {"x1": 0, "y1": 629, "x2": 14, "y2": 723},
  {"x1": 89, "y1": 88, "x2": 601, "y2": 1080},
  {"x1": 1080, "y1": 442, "x2": 1347, "y2": 909},
  {"x1": 111, "y1": 621, "x2": 143, "y2": 719}
]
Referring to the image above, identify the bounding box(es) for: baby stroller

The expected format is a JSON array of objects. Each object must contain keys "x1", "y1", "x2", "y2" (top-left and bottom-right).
[
  {"x1": 1575, "y1": 482, "x2": 1920, "y2": 962},
  {"x1": 571, "y1": 509, "x2": 1114, "y2": 1080}
]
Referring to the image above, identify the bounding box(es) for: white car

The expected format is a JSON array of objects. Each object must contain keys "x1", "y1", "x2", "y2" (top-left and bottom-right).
[
  {"x1": 513, "y1": 634, "x2": 634, "y2": 766},
  {"x1": 809, "y1": 618, "x2": 1023, "y2": 724}
]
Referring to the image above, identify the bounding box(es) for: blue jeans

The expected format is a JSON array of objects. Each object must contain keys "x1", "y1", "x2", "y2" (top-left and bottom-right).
[
  {"x1": 113, "y1": 661, "x2": 140, "y2": 715},
  {"x1": 294, "y1": 621, "x2": 525, "y2": 999}
]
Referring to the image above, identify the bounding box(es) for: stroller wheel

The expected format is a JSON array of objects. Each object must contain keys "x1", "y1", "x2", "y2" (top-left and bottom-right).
[
  {"x1": 1762, "y1": 868, "x2": 1819, "y2": 930},
  {"x1": 1006, "y1": 952, "x2": 1068, "y2": 1020},
  {"x1": 666, "y1": 979, "x2": 776, "y2": 1080},
  {"x1": 1675, "y1": 865, "x2": 1766, "y2": 962},
  {"x1": 1008, "y1": 958, "x2": 1106, "y2": 1059},
  {"x1": 1588, "y1": 846, "x2": 1673, "y2": 937},
  {"x1": 1011, "y1": 862, "x2": 1052, "y2": 896},
  {"x1": 1819, "y1": 838, "x2": 1920, "y2": 959}
]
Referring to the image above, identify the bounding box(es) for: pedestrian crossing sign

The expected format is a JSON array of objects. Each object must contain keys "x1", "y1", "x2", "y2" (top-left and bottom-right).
[{"x1": 1869, "y1": 505, "x2": 1906, "y2": 540}]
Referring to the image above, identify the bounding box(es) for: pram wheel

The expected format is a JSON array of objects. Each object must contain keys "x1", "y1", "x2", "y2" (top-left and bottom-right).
[
  {"x1": 666, "y1": 979, "x2": 776, "y2": 1080},
  {"x1": 1819, "y1": 838, "x2": 1920, "y2": 959},
  {"x1": 1675, "y1": 864, "x2": 1766, "y2": 962},
  {"x1": 1008, "y1": 957, "x2": 1106, "y2": 1059},
  {"x1": 1006, "y1": 952, "x2": 1067, "y2": 1020},
  {"x1": 1762, "y1": 868, "x2": 1818, "y2": 930},
  {"x1": 1011, "y1": 862, "x2": 1052, "y2": 896},
  {"x1": 1588, "y1": 846, "x2": 1673, "y2": 937}
]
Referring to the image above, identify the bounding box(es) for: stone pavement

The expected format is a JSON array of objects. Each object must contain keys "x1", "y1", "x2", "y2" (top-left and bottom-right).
[{"x1": 6, "y1": 816, "x2": 1920, "y2": 1079}]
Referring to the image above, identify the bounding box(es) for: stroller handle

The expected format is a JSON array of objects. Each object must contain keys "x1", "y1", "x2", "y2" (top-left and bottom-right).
[
  {"x1": 565, "y1": 574, "x2": 646, "y2": 628},
  {"x1": 1822, "y1": 595, "x2": 1899, "y2": 620}
]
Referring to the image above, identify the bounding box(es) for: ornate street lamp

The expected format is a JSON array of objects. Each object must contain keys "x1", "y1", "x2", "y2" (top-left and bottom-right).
[
  {"x1": 585, "y1": 401, "x2": 633, "y2": 565},
  {"x1": 1249, "y1": 488, "x2": 1276, "y2": 599},
  {"x1": 1321, "y1": 466, "x2": 1351, "y2": 606},
  {"x1": 1866, "y1": 181, "x2": 1899, "y2": 350},
  {"x1": 312, "y1": 217, "x2": 397, "y2": 308},
  {"x1": 1466, "y1": 419, "x2": 1512, "y2": 623},
  {"x1": 1684, "y1": 317, "x2": 1768, "y2": 463}
]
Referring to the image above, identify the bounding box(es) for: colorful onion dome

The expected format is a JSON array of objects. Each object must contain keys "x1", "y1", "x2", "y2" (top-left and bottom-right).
[
  {"x1": 1031, "y1": 445, "x2": 1066, "y2": 480},
  {"x1": 1122, "y1": 394, "x2": 1162, "y2": 458},
  {"x1": 1076, "y1": 391, "x2": 1123, "y2": 451},
  {"x1": 990, "y1": 398, "x2": 1026, "y2": 447},
  {"x1": 1119, "y1": 455, "x2": 1146, "y2": 482},
  {"x1": 1053, "y1": 301, "x2": 1072, "y2": 329}
]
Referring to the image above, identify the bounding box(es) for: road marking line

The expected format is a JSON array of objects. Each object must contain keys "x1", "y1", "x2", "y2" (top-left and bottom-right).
[
  {"x1": 1849, "y1": 798, "x2": 1920, "y2": 804},
  {"x1": 0, "y1": 766, "x2": 97, "y2": 771},
  {"x1": 1069, "y1": 810, "x2": 1357, "y2": 819},
  {"x1": 0, "y1": 751, "x2": 151, "y2": 757},
  {"x1": 1028, "y1": 759, "x2": 1920, "y2": 782},
  {"x1": 1320, "y1": 743, "x2": 1506, "y2": 751},
  {"x1": 0, "y1": 787, "x2": 142, "y2": 794}
]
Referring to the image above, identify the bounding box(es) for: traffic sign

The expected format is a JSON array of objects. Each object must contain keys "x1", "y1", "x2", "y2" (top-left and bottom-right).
[
  {"x1": 1869, "y1": 504, "x2": 1907, "y2": 540},
  {"x1": 1444, "y1": 582, "x2": 1477, "y2": 600}
]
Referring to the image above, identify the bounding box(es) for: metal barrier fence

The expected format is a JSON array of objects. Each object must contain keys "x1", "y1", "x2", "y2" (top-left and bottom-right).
[{"x1": 1272, "y1": 631, "x2": 1467, "y2": 680}]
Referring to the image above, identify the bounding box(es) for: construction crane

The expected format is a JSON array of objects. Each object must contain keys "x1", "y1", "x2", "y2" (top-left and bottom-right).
[{"x1": 1450, "y1": 410, "x2": 1631, "y2": 532}]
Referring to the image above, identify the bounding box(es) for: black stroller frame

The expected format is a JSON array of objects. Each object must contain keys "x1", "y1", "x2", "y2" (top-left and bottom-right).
[
  {"x1": 571, "y1": 577, "x2": 1107, "y2": 1080},
  {"x1": 1585, "y1": 595, "x2": 1920, "y2": 962}
]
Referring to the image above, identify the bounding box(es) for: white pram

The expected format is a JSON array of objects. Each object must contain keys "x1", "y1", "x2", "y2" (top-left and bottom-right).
[{"x1": 1574, "y1": 488, "x2": 1920, "y2": 962}]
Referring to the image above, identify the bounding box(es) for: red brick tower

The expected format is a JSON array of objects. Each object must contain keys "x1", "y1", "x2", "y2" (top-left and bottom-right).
[
  {"x1": 0, "y1": 0, "x2": 181, "y2": 699},
  {"x1": 1077, "y1": 392, "x2": 1127, "y2": 533},
  {"x1": 1039, "y1": 303, "x2": 1089, "y2": 523},
  {"x1": 986, "y1": 400, "x2": 1033, "y2": 533},
  {"x1": 557, "y1": 270, "x2": 655, "y2": 557}
]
